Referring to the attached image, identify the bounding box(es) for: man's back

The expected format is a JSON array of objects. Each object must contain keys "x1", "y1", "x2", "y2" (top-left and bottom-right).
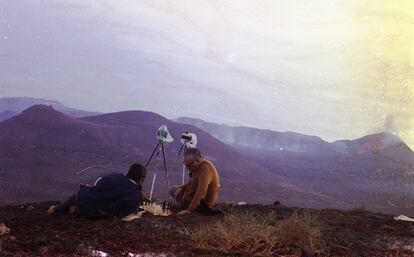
[
  {"x1": 183, "y1": 160, "x2": 220, "y2": 210},
  {"x1": 77, "y1": 173, "x2": 143, "y2": 218}
]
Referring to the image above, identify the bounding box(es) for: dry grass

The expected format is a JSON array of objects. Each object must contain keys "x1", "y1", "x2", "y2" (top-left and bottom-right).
[
  {"x1": 191, "y1": 211, "x2": 323, "y2": 256},
  {"x1": 277, "y1": 211, "x2": 322, "y2": 252}
]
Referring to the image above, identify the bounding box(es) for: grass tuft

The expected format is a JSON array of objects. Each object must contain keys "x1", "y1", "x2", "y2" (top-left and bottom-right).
[{"x1": 191, "y1": 211, "x2": 323, "y2": 256}]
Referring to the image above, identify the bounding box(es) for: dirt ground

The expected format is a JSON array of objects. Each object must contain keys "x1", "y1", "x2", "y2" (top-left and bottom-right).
[{"x1": 0, "y1": 203, "x2": 414, "y2": 257}]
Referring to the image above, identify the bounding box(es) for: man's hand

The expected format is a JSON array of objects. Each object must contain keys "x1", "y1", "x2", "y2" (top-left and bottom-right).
[
  {"x1": 177, "y1": 209, "x2": 191, "y2": 215},
  {"x1": 175, "y1": 188, "x2": 184, "y2": 200}
]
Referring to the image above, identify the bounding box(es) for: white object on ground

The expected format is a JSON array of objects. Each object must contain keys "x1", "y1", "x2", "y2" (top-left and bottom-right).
[
  {"x1": 128, "y1": 253, "x2": 169, "y2": 257},
  {"x1": 122, "y1": 211, "x2": 146, "y2": 222},
  {"x1": 394, "y1": 215, "x2": 414, "y2": 222},
  {"x1": 0, "y1": 223, "x2": 10, "y2": 236},
  {"x1": 90, "y1": 250, "x2": 108, "y2": 257},
  {"x1": 238, "y1": 201, "x2": 247, "y2": 206}
]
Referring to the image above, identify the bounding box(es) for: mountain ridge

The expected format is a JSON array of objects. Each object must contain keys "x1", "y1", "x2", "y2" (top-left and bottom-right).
[
  {"x1": 1, "y1": 105, "x2": 414, "y2": 214},
  {"x1": 175, "y1": 117, "x2": 412, "y2": 156},
  {"x1": 174, "y1": 116, "x2": 414, "y2": 215},
  {"x1": 0, "y1": 97, "x2": 100, "y2": 121}
]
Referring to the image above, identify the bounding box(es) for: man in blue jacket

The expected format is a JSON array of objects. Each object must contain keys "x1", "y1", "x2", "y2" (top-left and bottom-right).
[{"x1": 48, "y1": 163, "x2": 147, "y2": 219}]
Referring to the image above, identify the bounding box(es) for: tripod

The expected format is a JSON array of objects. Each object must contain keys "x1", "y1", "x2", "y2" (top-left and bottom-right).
[
  {"x1": 168, "y1": 143, "x2": 187, "y2": 185},
  {"x1": 168, "y1": 132, "x2": 197, "y2": 185},
  {"x1": 146, "y1": 140, "x2": 170, "y2": 200},
  {"x1": 168, "y1": 142, "x2": 195, "y2": 185}
]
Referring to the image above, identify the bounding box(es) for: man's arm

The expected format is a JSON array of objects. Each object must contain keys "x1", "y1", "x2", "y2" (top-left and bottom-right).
[
  {"x1": 118, "y1": 191, "x2": 143, "y2": 219},
  {"x1": 118, "y1": 199, "x2": 139, "y2": 219},
  {"x1": 185, "y1": 167, "x2": 211, "y2": 212},
  {"x1": 118, "y1": 194, "x2": 142, "y2": 219},
  {"x1": 175, "y1": 181, "x2": 190, "y2": 199},
  {"x1": 180, "y1": 180, "x2": 190, "y2": 191}
]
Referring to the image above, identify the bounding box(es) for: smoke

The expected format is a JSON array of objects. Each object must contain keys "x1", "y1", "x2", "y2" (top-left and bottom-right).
[
  {"x1": 384, "y1": 115, "x2": 398, "y2": 134},
  {"x1": 382, "y1": 113, "x2": 414, "y2": 150}
]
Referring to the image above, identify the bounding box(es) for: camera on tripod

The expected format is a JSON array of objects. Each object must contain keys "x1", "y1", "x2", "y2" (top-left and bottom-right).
[
  {"x1": 181, "y1": 132, "x2": 197, "y2": 148},
  {"x1": 156, "y1": 125, "x2": 174, "y2": 143}
]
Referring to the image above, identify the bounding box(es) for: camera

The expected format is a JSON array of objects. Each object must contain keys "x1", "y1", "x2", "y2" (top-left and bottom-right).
[
  {"x1": 156, "y1": 125, "x2": 174, "y2": 143},
  {"x1": 181, "y1": 132, "x2": 197, "y2": 147}
]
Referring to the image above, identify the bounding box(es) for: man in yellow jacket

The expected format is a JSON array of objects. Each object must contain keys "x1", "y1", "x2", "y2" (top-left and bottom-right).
[{"x1": 170, "y1": 147, "x2": 221, "y2": 215}]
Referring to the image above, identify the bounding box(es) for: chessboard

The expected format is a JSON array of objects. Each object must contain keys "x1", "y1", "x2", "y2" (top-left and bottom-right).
[{"x1": 139, "y1": 201, "x2": 174, "y2": 216}]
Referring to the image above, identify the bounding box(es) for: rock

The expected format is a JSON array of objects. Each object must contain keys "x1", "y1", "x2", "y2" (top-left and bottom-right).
[
  {"x1": 0, "y1": 223, "x2": 10, "y2": 236},
  {"x1": 26, "y1": 205, "x2": 35, "y2": 211},
  {"x1": 394, "y1": 215, "x2": 414, "y2": 222}
]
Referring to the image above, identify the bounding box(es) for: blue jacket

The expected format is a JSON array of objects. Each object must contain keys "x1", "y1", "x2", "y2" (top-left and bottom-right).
[{"x1": 76, "y1": 173, "x2": 143, "y2": 218}]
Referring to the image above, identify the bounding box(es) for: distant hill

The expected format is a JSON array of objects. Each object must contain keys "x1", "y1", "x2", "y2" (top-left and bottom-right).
[
  {"x1": 176, "y1": 117, "x2": 413, "y2": 157},
  {"x1": 0, "y1": 97, "x2": 99, "y2": 121},
  {"x1": 175, "y1": 117, "x2": 332, "y2": 154},
  {"x1": 0, "y1": 105, "x2": 320, "y2": 208},
  {"x1": 176, "y1": 117, "x2": 414, "y2": 214},
  {"x1": 0, "y1": 110, "x2": 18, "y2": 122}
]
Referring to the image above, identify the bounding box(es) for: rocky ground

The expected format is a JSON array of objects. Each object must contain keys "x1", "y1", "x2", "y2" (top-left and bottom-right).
[{"x1": 0, "y1": 203, "x2": 414, "y2": 257}]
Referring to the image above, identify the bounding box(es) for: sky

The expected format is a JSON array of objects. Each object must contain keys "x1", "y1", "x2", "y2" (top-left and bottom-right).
[{"x1": 0, "y1": 0, "x2": 413, "y2": 147}]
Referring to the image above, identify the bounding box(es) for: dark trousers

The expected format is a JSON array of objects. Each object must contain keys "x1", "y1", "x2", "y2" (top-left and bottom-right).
[{"x1": 54, "y1": 194, "x2": 77, "y2": 213}]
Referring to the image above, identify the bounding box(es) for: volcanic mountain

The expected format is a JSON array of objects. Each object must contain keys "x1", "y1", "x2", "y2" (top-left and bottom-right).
[
  {"x1": 1, "y1": 106, "x2": 414, "y2": 214},
  {"x1": 176, "y1": 117, "x2": 414, "y2": 214},
  {"x1": 0, "y1": 97, "x2": 99, "y2": 121},
  {"x1": 0, "y1": 105, "x2": 321, "y2": 207}
]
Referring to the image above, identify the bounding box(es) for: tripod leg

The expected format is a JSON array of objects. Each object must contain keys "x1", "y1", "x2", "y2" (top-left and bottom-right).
[
  {"x1": 177, "y1": 143, "x2": 185, "y2": 157},
  {"x1": 161, "y1": 143, "x2": 171, "y2": 191},
  {"x1": 182, "y1": 145, "x2": 187, "y2": 185},
  {"x1": 149, "y1": 171, "x2": 157, "y2": 201},
  {"x1": 167, "y1": 143, "x2": 184, "y2": 175},
  {"x1": 182, "y1": 164, "x2": 186, "y2": 185},
  {"x1": 146, "y1": 141, "x2": 161, "y2": 167}
]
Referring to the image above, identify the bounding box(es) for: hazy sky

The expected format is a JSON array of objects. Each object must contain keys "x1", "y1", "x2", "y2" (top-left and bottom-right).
[{"x1": 1, "y1": 0, "x2": 413, "y2": 146}]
